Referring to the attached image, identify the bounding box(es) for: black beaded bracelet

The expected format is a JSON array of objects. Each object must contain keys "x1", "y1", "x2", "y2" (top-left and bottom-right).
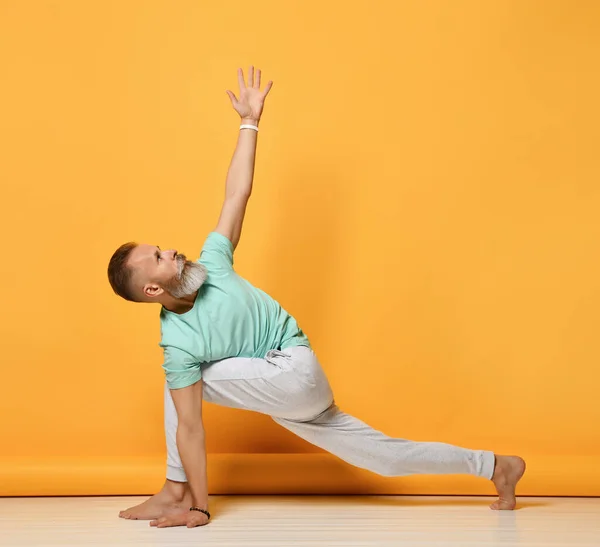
[{"x1": 189, "y1": 507, "x2": 211, "y2": 519}]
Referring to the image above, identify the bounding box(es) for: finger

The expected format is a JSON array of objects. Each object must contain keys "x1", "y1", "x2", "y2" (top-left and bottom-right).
[
  {"x1": 226, "y1": 90, "x2": 238, "y2": 106},
  {"x1": 262, "y1": 80, "x2": 273, "y2": 98},
  {"x1": 188, "y1": 516, "x2": 203, "y2": 528},
  {"x1": 248, "y1": 65, "x2": 254, "y2": 87},
  {"x1": 237, "y1": 67, "x2": 245, "y2": 90},
  {"x1": 255, "y1": 68, "x2": 261, "y2": 88},
  {"x1": 156, "y1": 515, "x2": 180, "y2": 528}
]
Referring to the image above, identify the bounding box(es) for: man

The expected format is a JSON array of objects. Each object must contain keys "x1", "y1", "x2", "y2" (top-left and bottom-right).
[{"x1": 107, "y1": 67, "x2": 526, "y2": 529}]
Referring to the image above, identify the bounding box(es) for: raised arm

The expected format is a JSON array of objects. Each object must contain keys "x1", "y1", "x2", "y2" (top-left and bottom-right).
[{"x1": 214, "y1": 67, "x2": 273, "y2": 251}]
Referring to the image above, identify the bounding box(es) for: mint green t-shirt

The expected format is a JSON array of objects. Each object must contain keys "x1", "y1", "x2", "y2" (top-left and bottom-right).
[{"x1": 159, "y1": 231, "x2": 311, "y2": 389}]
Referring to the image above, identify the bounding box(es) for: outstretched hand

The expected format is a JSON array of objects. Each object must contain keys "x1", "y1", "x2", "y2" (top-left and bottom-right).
[
  {"x1": 150, "y1": 510, "x2": 209, "y2": 528},
  {"x1": 226, "y1": 66, "x2": 273, "y2": 123}
]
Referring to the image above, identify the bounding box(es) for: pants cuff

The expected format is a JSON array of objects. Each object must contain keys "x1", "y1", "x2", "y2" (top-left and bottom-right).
[
  {"x1": 166, "y1": 464, "x2": 187, "y2": 483},
  {"x1": 480, "y1": 450, "x2": 496, "y2": 480}
]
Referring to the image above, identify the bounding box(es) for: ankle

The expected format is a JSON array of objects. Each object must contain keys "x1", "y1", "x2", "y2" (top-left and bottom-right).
[
  {"x1": 492, "y1": 455, "x2": 507, "y2": 480},
  {"x1": 163, "y1": 479, "x2": 189, "y2": 501}
]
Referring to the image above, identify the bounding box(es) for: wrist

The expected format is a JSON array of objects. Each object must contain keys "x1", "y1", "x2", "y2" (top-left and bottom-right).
[
  {"x1": 191, "y1": 500, "x2": 209, "y2": 511},
  {"x1": 241, "y1": 117, "x2": 260, "y2": 126}
]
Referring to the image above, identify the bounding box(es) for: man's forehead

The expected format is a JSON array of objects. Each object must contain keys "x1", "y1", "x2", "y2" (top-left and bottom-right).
[{"x1": 130, "y1": 244, "x2": 158, "y2": 265}]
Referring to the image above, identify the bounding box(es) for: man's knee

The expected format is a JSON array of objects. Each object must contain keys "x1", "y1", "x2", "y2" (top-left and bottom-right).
[
  {"x1": 283, "y1": 393, "x2": 335, "y2": 423},
  {"x1": 299, "y1": 379, "x2": 334, "y2": 421}
]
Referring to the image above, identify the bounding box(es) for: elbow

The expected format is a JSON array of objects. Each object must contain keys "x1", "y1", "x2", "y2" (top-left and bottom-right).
[
  {"x1": 226, "y1": 189, "x2": 251, "y2": 202},
  {"x1": 177, "y1": 421, "x2": 205, "y2": 436}
]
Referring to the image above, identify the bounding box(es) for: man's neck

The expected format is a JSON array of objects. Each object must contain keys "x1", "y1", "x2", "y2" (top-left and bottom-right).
[{"x1": 162, "y1": 290, "x2": 198, "y2": 315}]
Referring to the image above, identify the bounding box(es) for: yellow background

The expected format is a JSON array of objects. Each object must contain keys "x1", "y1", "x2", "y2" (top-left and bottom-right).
[{"x1": 1, "y1": 0, "x2": 599, "y2": 496}]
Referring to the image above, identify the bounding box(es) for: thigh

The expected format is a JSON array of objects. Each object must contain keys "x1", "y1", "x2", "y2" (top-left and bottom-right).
[{"x1": 200, "y1": 346, "x2": 333, "y2": 420}]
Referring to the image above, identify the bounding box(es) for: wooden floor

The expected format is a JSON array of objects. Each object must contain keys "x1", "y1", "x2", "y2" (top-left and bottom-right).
[{"x1": 1, "y1": 495, "x2": 599, "y2": 546}]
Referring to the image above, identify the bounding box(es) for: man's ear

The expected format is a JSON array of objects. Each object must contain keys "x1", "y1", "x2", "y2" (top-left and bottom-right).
[{"x1": 143, "y1": 284, "x2": 164, "y2": 299}]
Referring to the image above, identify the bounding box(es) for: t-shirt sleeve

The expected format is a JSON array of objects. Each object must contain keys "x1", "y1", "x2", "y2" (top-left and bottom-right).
[
  {"x1": 198, "y1": 231, "x2": 234, "y2": 271},
  {"x1": 161, "y1": 345, "x2": 202, "y2": 390}
]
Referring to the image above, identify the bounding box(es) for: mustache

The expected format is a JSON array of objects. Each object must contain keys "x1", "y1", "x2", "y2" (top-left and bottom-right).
[{"x1": 176, "y1": 254, "x2": 190, "y2": 275}]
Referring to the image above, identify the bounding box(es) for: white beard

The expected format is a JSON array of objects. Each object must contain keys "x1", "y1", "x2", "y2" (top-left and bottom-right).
[{"x1": 163, "y1": 255, "x2": 208, "y2": 299}]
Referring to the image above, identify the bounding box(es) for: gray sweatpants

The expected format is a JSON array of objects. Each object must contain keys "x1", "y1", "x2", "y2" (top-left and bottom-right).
[{"x1": 164, "y1": 345, "x2": 496, "y2": 482}]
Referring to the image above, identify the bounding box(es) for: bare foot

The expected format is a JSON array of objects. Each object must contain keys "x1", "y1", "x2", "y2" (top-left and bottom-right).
[
  {"x1": 490, "y1": 454, "x2": 526, "y2": 510},
  {"x1": 119, "y1": 479, "x2": 192, "y2": 520}
]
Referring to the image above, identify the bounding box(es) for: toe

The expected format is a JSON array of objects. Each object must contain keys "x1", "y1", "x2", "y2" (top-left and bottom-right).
[{"x1": 490, "y1": 498, "x2": 515, "y2": 510}]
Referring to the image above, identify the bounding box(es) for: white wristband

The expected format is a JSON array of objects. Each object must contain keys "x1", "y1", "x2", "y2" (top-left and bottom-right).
[{"x1": 240, "y1": 124, "x2": 259, "y2": 132}]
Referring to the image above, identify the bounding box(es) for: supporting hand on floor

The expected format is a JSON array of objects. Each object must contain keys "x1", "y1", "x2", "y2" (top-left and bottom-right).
[{"x1": 150, "y1": 509, "x2": 209, "y2": 528}]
